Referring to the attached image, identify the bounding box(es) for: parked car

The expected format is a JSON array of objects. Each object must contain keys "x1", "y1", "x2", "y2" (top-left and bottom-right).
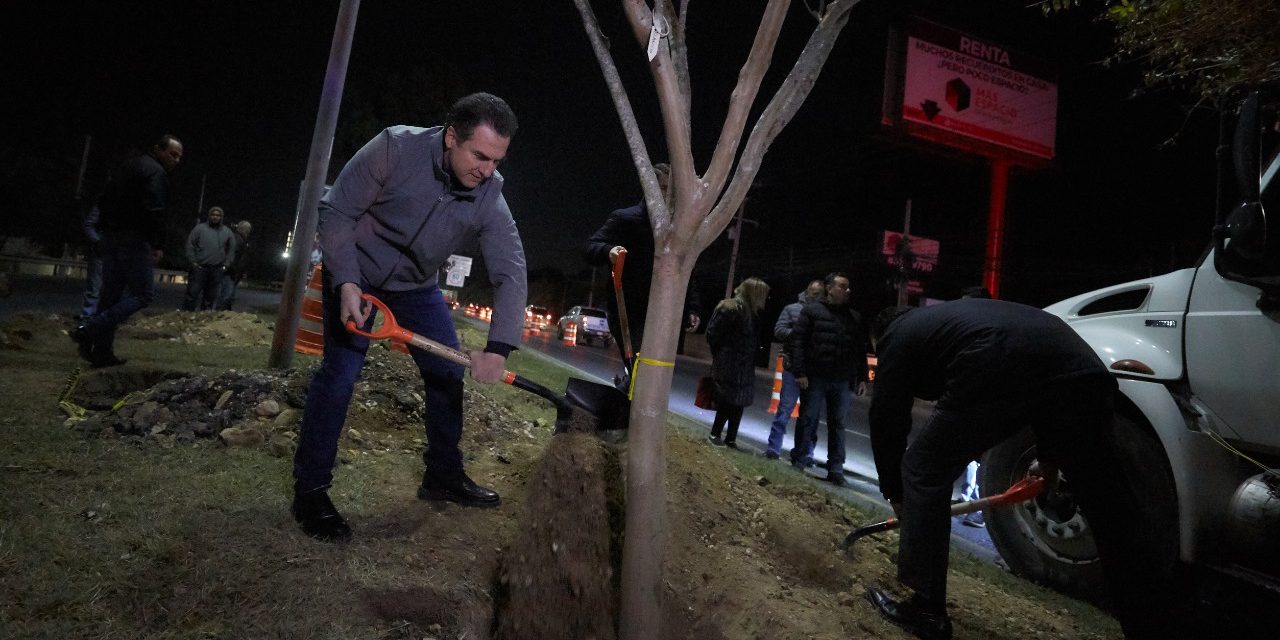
[
  {"x1": 557, "y1": 305, "x2": 612, "y2": 347},
  {"x1": 524, "y1": 305, "x2": 553, "y2": 331}
]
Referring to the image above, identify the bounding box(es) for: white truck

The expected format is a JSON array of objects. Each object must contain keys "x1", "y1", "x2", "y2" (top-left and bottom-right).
[{"x1": 981, "y1": 88, "x2": 1280, "y2": 598}]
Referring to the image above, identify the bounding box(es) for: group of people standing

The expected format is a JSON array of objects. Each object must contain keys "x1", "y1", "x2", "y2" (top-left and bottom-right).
[
  {"x1": 180, "y1": 206, "x2": 252, "y2": 312},
  {"x1": 706, "y1": 273, "x2": 869, "y2": 489},
  {"x1": 75, "y1": 137, "x2": 253, "y2": 369}
]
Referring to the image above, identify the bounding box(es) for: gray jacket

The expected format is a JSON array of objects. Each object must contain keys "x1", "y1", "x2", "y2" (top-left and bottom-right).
[
  {"x1": 773, "y1": 292, "x2": 807, "y2": 370},
  {"x1": 186, "y1": 222, "x2": 235, "y2": 268},
  {"x1": 319, "y1": 126, "x2": 528, "y2": 347}
]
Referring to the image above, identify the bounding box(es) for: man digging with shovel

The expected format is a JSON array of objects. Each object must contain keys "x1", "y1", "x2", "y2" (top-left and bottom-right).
[
  {"x1": 291, "y1": 93, "x2": 527, "y2": 543},
  {"x1": 864, "y1": 299, "x2": 1179, "y2": 640}
]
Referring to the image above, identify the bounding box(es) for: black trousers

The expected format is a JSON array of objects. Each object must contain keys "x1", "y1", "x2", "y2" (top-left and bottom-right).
[
  {"x1": 709, "y1": 403, "x2": 745, "y2": 443},
  {"x1": 896, "y1": 376, "x2": 1175, "y2": 638}
]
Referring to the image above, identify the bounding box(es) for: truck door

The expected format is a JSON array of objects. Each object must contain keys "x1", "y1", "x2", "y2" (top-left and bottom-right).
[{"x1": 1184, "y1": 262, "x2": 1280, "y2": 449}]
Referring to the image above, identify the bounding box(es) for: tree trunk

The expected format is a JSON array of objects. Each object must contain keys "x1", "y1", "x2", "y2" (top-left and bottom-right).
[{"x1": 618, "y1": 248, "x2": 692, "y2": 637}]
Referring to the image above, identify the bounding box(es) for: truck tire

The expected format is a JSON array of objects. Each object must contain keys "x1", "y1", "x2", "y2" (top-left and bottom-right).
[{"x1": 981, "y1": 412, "x2": 1178, "y2": 602}]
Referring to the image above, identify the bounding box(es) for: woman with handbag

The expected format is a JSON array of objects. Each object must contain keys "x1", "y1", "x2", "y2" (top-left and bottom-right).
[{"x1": 705, "y1": 277, "x2": 770, "y2": 448}]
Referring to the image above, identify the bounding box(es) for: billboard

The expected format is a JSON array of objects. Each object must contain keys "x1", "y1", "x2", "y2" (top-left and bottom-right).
[
  {"x1": 894, "y1": 20, "x2": 1057, "y2": 161},
  {"x1": 881, "y1": 230, "x2": 939, "y2": 295}
]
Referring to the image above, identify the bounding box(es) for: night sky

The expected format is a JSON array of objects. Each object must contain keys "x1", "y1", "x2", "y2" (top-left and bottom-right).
[{"x1": 1, "y1": 1, "x2": 1222, "y2": 317}]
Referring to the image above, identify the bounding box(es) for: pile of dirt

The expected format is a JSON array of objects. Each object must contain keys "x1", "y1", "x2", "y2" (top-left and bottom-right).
[
  {"x1": 64, "y1": 336, "x2": 547, "y2": 458},
  {"x1": 125, "y1": 309, "x2": 274, "y2": 346},
  {"x1": 494, "y1": 432, "x2": 619, "y2": 640}
]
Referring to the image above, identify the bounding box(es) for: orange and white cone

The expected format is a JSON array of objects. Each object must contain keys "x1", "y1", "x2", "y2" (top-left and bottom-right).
[
  {"x1": 563, "y1": 322, "x2": 577, "y2": 346},
  {"x1": 766, "y1": 354, "x2": 799, "y2": 417}
]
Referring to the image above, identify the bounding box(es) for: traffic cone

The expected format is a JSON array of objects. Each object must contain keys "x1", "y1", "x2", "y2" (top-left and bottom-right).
[
  {"x1": 295, "y1": 263, "x2": 325, "y2": 355},
  {"x1": 563, "y1": 322, "x2": 577, "y2": 346},
  {"x1": 766, "y1": 354, "x2": 799, "y2": 417},
  {"x1": 294, "y1": 263, "x2": 407, "y2": 355}
]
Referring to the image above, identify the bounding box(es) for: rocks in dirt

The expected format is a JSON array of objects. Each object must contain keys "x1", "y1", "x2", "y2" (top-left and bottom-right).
[
  {"x1": 253, "y1": 398, "x2": 281, "y2": 417},
  {"x1": 219, "y1": 426, "x2": 264, "y2": 448}
]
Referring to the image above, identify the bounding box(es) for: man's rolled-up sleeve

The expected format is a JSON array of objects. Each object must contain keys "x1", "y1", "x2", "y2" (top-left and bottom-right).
[{"x1": 318, "y1": 129, "x2": 393, "y2": 291}]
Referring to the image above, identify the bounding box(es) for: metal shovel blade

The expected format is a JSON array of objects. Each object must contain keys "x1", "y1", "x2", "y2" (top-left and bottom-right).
[{"x1": 563, "y1": 377, "x2": 630, "y2": 433}]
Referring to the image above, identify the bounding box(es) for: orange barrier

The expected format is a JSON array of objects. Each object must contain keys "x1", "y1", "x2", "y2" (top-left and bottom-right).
[
  {"x1": 295, "y1": 263, "x2": 407, "y2": 355},
  {"x1": 295, "y1": 263, "x2": 326, "y2": 355},
  {"x1": 766, "y1": 354, "x2": 800, "y2": 417},
  {"x1": 563, "y1": 322, "x2": 577, "y2": 346}
]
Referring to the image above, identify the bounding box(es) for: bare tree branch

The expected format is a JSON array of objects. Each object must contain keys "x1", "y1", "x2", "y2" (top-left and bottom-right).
[
  {"x1": 700, "y1": 0, "x2": 790, "y2": 202},
  {"x1": 623, "y1": 0, "x2": 699, "y2": 233},
  {"x1": 571, "y1": 0, "x2": 665, "y2": 226},
  {"x1": 696, "y1": 0, "x2": 859, "y2": 249}
]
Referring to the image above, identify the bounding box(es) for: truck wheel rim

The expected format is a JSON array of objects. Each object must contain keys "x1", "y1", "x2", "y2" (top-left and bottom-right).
[{"x1": 1009, "y1": 447, "x2": 1100, "y2": 566}]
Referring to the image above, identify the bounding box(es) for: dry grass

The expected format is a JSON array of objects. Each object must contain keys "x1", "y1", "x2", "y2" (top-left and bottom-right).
[{"x1": 0, "y1": 308, "x2": 1125, "y2": 639}]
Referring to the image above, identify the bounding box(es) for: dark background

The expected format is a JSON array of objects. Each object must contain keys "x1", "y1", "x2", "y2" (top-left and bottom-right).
[{"x1": 0, "y1": 0, "x2": 1221, "y2": 321}]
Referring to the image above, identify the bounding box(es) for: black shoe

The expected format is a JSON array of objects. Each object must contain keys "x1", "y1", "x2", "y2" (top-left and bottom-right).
[
  {"x1": 866, "y1": 587, "x2": 952, "y2": 640},
  {"x1": 707, "y1": 435, "x2": 725, "y2": 447},
  {"x1": 70, "y1": 326, "x2": 94, "y2": 363},
  {"x1": 291, "y1": 489, "x2": 353, "y2": 543},
  {"x1": 90, "y1": 354, "x2": 127, "y2": 368},
  {"x1": 418, "y1": 472, "x2": 500, "y2": 508},
  {"x1": 827, "y1": 472, "x2": 848, "y2": 487},
  {"x1": 724, "y1": 440, "x2": 738, "y2": 449},
  {"x1": 764, "y1": 450, "x2": 780, "y2": 460}
]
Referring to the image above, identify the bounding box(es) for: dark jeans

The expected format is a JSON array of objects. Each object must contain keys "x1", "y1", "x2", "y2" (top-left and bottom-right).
[
  {"x1": 709, "y1": 403, "x2": 745, "y2": 444},
  {"x1": 895, "y1": 376, "x2": 1172, "y2": 636},
  {"x1": 768, "y1": 369, "x2": 814, "y2": 457},
  {"x1": 182, "y1": 265, "x2": 223, "y2": 311},
  {"x1": 793, "y1": 376, "x2": 850, "y2": 472},
  {"x1": 214, "y1": 274, "x2": 238, "y2": 310},
  {"x1": 80, "y1": 245, "x2": 102, "y2": 317},
  {"x1": 292, "y1": 276, "x2": 465, "y2": 493},
  {"x1": 82, "y1": 233, "x2": 154, "y2": 356}
]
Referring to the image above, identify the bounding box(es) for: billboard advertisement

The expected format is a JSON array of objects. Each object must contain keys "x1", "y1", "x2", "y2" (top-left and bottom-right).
[{"x1": 898, "y1": 20, "x2": 1057, "y2": 160}]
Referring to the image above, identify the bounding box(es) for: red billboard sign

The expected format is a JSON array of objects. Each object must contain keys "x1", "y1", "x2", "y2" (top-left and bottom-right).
[{"x1": 896, "y1": 20, "x2": 1058, "y2": 160}]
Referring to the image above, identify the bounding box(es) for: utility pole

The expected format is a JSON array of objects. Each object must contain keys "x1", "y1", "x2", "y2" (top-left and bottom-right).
[
  {"x1": 587, "y1": 266, "x2": 597, "y2": 307},
  {"x1": 195, "y1": 174, "x2": 207, "y2": 222},
  {"x1": 723, "y1": 201, "x2": 758, "y2": 299},
  {"x1": 268, "y1": 0, "x2": 361, "y2": 369},
  {"x1": 74, "y1": 135, "x2": 92, "y2": 200},
  {"x1": 896, "y1": 199, "x2": 913, "y2": 307}
]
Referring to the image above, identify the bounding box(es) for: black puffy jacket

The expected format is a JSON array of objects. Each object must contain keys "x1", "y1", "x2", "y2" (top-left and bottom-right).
[{"x1": 789, "y1": 300, "x2": 868, "y2": 383}]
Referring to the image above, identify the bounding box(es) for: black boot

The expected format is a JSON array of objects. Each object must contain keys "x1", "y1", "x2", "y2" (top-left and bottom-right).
[
  {"x1": 70, "y1": 325, "x2": 94, "y2": 363},
  {"x1": 418, "y1": 471, "x2": 500, "y2": 508},
  {"x1": 291, "y1": 488, "x2": 352, "y2": 542},
  {"x1": 866, "y1": 586, "x2": 952, "y2": 640}
]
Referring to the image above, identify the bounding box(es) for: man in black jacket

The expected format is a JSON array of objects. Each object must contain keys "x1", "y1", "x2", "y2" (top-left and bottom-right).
[
  {"x1": 72, "y1": 134, "x2": 183, "y2": 367},
  {"x1": 789, "y1": 272, "x2": 868, "y2": 486},
  {"x1": 582, "y1": 163, "x2": 701, "y2": 375},
  {"x1": 865, "y1": 299, "x2": 1176, "y2": 640}
]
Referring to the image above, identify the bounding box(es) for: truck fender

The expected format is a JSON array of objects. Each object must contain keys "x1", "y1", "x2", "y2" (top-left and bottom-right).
[{"x1": 1115, "y1": 378, "x2": 1243, "y2": 564}]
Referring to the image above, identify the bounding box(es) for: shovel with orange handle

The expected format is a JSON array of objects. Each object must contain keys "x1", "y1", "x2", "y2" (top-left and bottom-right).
[
  {"x1": 839, "y1": 476, "x2": 1045, "y2": 550},
  {"x1": 344, "y1": 293, "x2": 628, "y2": 433}
]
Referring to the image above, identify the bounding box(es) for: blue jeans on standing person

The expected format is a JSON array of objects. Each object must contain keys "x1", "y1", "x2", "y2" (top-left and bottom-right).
[
  {"x1": 794, "y1": 376, "x2": 851, "y2": 475},
  {"x1": 182, "y1": 265, "x2": 223, "y2": 311},
  {"x1": 293, "y1": 275, "x2": 466, "y2": 493},
  {"x1": 767, "y1": 369, "x2": 814, "y2": 458},
  {"x1": 82, "y1": 232, "x2": 155, "y2": 357},
  {"x1": 214, "y1": 273, "x2": 238, "y2": 310}
]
